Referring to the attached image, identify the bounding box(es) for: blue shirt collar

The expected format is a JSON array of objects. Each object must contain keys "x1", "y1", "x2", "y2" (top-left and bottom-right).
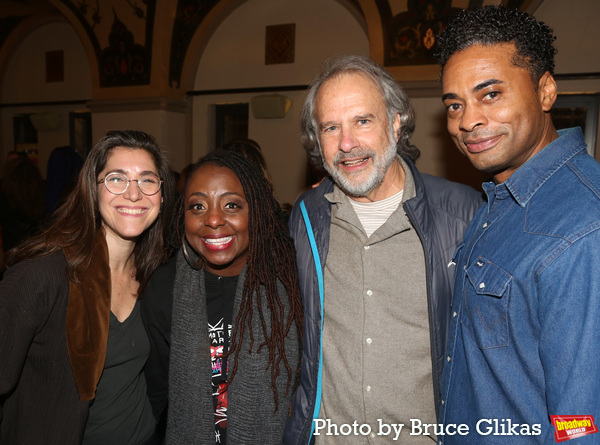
[{"x1": 483, "y1": 127, "x2": 587, "y2": 208}]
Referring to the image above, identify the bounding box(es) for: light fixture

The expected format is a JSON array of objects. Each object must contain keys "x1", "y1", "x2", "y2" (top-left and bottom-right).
[{"x1": 30, "y1": 113, "x2": 61, "y2": 131}]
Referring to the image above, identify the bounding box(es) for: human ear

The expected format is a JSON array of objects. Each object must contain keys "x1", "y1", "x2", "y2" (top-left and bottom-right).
[
  {"x1": 392, "y1": 113, "x2": 402, "y2": 143},
  {"x1": 538, "y1": 72, "x2": 557, "y2": 112}
]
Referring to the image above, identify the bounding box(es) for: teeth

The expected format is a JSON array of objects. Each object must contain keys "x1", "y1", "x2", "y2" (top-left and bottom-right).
[
  {"x1": 342, "y1": 158, "x2": 366, "y2": 166},
  {"x1": 204, "y1": 236, "x2": 233, "y2": 245},
  {"x1": 118, "y1": 208, "x2": 146, "y2": 215}
]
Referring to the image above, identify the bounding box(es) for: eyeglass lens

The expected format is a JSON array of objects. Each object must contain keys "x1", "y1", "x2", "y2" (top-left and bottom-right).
[{"x1": 104, "y1": 172, "x2": 161, "y2": 195}]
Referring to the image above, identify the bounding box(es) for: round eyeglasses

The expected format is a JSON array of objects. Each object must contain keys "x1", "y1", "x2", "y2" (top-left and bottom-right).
[{"x1": 98, "y1": 172, "x2": 163, "y2": 196}]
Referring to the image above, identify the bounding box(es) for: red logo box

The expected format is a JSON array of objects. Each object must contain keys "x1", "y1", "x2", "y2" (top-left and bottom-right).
[{"x1": 551, "y1": 415, "x2": 598, "y2": 442}]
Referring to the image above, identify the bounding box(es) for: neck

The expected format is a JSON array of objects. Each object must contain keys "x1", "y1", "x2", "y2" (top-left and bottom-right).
[
  {"x1": 103, "y1": 230, "x2": 136, "y2": 275},
  {"x1": 492, "y1": 119, "x2": 560, "y2": 184}
]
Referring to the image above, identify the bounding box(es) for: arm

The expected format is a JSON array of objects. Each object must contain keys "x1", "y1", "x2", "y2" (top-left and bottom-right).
[
  {"x1": 538, "y1": 230, "x2": 600, "y2": 443},
  {"x1": 0, "y1": 255, "x2": 65, "y2": 417}
]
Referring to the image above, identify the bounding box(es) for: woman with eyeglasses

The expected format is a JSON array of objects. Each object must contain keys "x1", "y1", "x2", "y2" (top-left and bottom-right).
[
  {"x1": 142, "y1": 150, "x2": 302, "y2": 444},
  {"x1": 0, "y1": 130, "x2": 175, "y2": 445}
]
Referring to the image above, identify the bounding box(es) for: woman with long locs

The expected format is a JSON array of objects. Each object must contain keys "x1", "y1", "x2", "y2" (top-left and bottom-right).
[
  {"x1": 142, "y1": 150, "x2": 303, "y2": 444},
  {"x1": 0, "y1": 130, "x2": 175, "y2": 444}
]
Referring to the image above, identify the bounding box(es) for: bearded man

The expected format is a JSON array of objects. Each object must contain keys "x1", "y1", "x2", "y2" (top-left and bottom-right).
[{"x1": 284, "y1": 55, "x2": 482, "y2": 445}]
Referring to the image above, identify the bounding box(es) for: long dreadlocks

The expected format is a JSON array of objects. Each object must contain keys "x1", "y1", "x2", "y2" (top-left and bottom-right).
[{"x1": 174, "y1": 150, "x2": 302, "y2": 411}]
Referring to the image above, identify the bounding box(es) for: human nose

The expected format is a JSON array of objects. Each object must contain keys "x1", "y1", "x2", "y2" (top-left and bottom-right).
[
  {"x1": 339, "y1": 126, "x2": 359, "y2": 152},
  {"x1": 459, "y1": 102, "x2": 487, "y2": 132},
  {"x1": 204, "y1": 207, "x2": 225, "y2": 228},
  {"x1": 122, "y1": 179, "x2": 142, "y2": 201}
]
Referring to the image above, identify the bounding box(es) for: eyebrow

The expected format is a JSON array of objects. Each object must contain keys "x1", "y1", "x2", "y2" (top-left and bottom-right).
[
  {"x1": 319, "y1": 120, "x2": 338, "y2": 131},
  {"x1": 187, "y1": 191, "x2": 244, "y2": 199},
  {"x1": 473, "y1": 78, "x2": 504, "y2": 92},
  {"x1": 318, "y1": 113, "x2": 377, "y2": 130},
  {"x1": 442, "y1": 78, "x2": 505, "y2": 102},
  {"x1": 106, "y1": 169, "x2": 159, "y2": 177}
]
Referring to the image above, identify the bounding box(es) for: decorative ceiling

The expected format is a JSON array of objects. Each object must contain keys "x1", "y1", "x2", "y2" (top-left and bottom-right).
[{"x1": 0, "y1": 0, "x2": 536, "y2": 90}]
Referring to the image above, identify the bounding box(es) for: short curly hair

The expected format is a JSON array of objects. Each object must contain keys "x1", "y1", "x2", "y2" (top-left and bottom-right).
[
  {"x1": 300, "y1": 55, "x2": 420, "y2": 170},
  {"x1": 435, "y1": 6, "x2": 557, "y2": 85}
]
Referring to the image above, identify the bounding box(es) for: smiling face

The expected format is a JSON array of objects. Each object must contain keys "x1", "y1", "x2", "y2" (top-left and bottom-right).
[
  {"x1": 98, "y1": 147, "x2": 162, "y2": 244},
  {"x1": 184, "y1": 164, "x2": 249, "y2": 277},
  {"x1": 315, "y1": 72, "x2": 403, "y2": 202},
  {"x1": 442, "y1": 43, "x2": 558, "y2": 183}
]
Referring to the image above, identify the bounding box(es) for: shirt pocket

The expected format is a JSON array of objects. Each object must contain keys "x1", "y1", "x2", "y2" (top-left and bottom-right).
[{"x1": 462, "y1": 257, "x2": 512, "y2": 349}]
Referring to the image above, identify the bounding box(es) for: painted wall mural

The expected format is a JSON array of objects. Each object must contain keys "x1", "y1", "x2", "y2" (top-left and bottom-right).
[
  {"x1": 169, "y1": 0, "x2": 220, "y2": 88},
  {"x1": 59, "y1": 0, "x2": 155, "y2": 87},
  {"x1": 379, "y1": 0, "x2": 526, "y2": 67}
]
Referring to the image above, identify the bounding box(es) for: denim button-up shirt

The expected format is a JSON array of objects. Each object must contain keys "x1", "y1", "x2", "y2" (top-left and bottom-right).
[{"x1": 438, "y1": 128, "x2": 600, "y2": 444}]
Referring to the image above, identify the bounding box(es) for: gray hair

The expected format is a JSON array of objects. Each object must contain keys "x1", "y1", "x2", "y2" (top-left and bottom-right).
[{"x1": 300, "y1": 55, "x2": 419, "y2": 170}]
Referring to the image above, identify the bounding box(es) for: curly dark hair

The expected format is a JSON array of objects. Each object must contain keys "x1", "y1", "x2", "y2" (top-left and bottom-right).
[
  {"x1": 175, "y1": 150, "x2": 302, "y2": 411},
  {"x1": 435, "y1": 5, "x2": 557, "y2": 85},
  {"x1": 301, "y1": 54, "x2": 420, "y2": 170}
]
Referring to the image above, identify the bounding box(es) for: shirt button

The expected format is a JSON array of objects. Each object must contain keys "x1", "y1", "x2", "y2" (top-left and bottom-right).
[
  {"x1": 366, "y1": 385, "x2": 372, "y2": 392},
  {"x1": 366, "y1": 338, "x2": 372, "y2": 344},
  {"x1": 479, "y1": 282, "x2": 486, "y2": 289},
  {"x1": 364, "y1": 245, "x2": 370, "y2": 250},
  {"x1": 447, "y1": 355, "x2": 451, "y2": 362},
  {"x1": 453, "y1": 311, "x2": 457, "y2": 318},
  {"x1": 483, "y1": 222, "x2": 488, "y2": 228},
  {"x1": 366, "y1": 290, "x2": 373, "y2": 296},
  {"x1": 441, "y1": 399, "x2": 445, "y2": 405}
]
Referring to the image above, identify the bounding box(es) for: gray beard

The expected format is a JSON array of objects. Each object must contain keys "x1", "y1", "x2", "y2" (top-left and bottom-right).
[{"x1": 323, "y1": 140, "x2": 398, "y2": 198}]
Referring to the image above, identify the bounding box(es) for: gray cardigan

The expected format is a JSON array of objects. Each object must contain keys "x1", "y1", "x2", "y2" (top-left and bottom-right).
[{"x1": 166, "y1": 250, "x2": 299, "y2": 444}]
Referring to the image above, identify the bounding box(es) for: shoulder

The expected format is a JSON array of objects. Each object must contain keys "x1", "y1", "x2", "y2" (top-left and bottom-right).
[
  {"x1": 148, "y1": 254, "x2": 178, "y2": 285},
  {"x1": 142, "y1": 254, "x2": 177, "y2": 307},
  {"x1": 566, "y1": 150, "x2": 600, "y2": 195},
  {"x1": 289, "y1": 178, "x2": 333, "y2": 232},
  {"x1": 1, "y1": 251, "x2": 69, "y2": 324},
  {"x1": 291, "y1": 179, "x2": 333, "y2": 212},
  {"x1": 530, "y1": 152, "x2": 600, "y2": 241},
  {"x1": 420, "y1": 172, "x2": 481, "y2": 200},
  {"x1": 3, "y1": 251, "x2": 67, "y2": 288},
  {"x1": 418, "y1": 172, "x2": 483, "y2": 221}
]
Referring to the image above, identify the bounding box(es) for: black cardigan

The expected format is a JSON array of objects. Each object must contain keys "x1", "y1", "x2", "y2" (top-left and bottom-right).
[{"x1": 0, "y1": 252, "x2": 90, "y2": 444}]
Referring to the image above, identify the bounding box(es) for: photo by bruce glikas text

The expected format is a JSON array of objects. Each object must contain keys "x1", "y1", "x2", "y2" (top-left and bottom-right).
[{"x1": 313, "y1": 418, "x2": 542, "y2": 440}]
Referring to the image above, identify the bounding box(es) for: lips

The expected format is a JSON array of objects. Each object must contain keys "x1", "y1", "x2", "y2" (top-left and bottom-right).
[
  {"x1": 201, "y1": 235, "x2": 234, "y2": 251},
  {"x1": 334, "y1": 147, "x2": 376, "y2": 171},
  {"x1": 117, "y1": 207, "x2": 147, "y2": 215},
  {"x1": 341, "y1": 157, "x2": 368, "y2": 166},
  {"x1": 336, "y1": 156, "x2": 371, "y2": 173},
  {"x1": 463, "y1": 135, "x2": 502, "y2": 153}
]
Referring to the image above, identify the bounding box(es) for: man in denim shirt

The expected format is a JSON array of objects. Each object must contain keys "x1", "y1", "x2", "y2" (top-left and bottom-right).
[{"x1": 433, "y1": 6, "x2": 600, "y2": 444}]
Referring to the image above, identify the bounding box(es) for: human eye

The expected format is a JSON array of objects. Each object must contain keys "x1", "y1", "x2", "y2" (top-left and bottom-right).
[
  {"x1": 321, "y1": 124, "x2": 338, "y2": 134},
  {"x1": 224, "y1": 201, "x2": 243, "y2": 211},
  {"x1": 484, "y1": 90, "x2": 501, "y2": 101},
  {"x1": 107, "y1": 173, "x2": 127, "y2": 184},
  {"x1": 445, "y1": 102, "x2": 462, "y2": 114},
  {"x1": 140, "y1": 174, "x2": 159, "y2": 185},
  {"x1": 186, "y1": 202, "x2": 205, "y2": 214}
]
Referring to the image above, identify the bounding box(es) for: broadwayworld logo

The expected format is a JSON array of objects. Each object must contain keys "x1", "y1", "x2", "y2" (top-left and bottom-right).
[{"x1": 551, "y1": 415, "x2": 598, "y2": 442}]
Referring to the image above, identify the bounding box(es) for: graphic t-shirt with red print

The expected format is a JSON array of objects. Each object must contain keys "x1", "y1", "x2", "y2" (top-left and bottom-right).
[{"x1": 205, "y1": 271, "x2": 238, "y2": 445}]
